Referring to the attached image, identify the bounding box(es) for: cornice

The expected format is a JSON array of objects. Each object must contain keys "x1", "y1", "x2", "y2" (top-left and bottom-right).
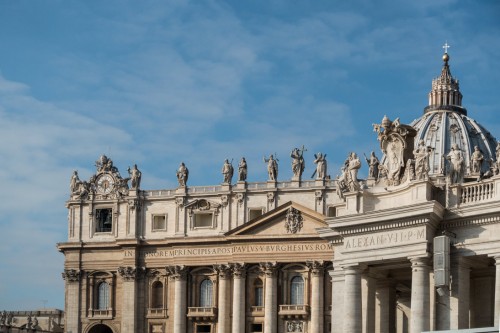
[{"x1": 441, "y1": 214, "x2": 500, "y2": 230}]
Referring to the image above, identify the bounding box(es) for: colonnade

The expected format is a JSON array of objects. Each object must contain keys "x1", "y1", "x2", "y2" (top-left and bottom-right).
[{"x1": 166, "y1": 262, "x2": 327, "y2": 333}]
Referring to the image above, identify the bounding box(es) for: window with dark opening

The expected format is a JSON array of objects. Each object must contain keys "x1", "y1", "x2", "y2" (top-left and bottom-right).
[{"x1": 96, "y1": 208, "x2": 113, "y2": 232}]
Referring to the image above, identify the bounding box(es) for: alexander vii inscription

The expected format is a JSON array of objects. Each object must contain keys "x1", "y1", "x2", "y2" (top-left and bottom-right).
[
  {"x1": 344, "y1": 227, "x2": 426, "y2": 251},
  {"x1": 124, "y1": 242, "x2": 333, "y2": 259}
]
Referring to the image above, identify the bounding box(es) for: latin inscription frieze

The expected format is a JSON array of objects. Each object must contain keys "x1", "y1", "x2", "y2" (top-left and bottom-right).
[
  {"x1": 344, "y1": 227, "x2": 426, "y2": 251},
  {"x1": 125, "y1": 242, "x2": 333, "y2": 259}
]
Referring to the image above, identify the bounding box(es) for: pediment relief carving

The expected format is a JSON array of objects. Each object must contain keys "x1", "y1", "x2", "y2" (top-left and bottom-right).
[
  {"x1": 226, "y1": 201, "x2": 326, "y2": 237},
  {"x1": 185, "y1": 199, "x2": 222, "y2": 216}
]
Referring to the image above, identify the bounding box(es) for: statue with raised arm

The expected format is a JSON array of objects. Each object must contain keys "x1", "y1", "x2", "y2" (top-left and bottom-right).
[
  {"x1": 0, "y1": 310, "x2": 6, "y2": 325},
  {"x1": 128, "y1": 164, "x2": 142, "y2": 190},
  {"x1": 176, "y1": 162, "x2": 189, "y2": 187},
  {"x1": 313, "y1": 152, "x2": 327, "y2": 180},
  {"x1": 221, "y1": 159, "x2": 234, "y2": 184},
  {"x1": 290, "y1": 146, "x2": 306, "y2": 181},
  {"x1": 238, "y1": 157, "x2": 247, "y2": 181},
  {"x1": 364, "y1": 152, "x2": 379, "y2": 180},
  {"x1": 263, "y1": 154, "x2": 278, "y2": 181},
  {"x1": 471, "y1": 146, "x2": 484, "y2": 174},
  {"x1": 447, "y1": 144, "x2": 465, "y2": 184}
]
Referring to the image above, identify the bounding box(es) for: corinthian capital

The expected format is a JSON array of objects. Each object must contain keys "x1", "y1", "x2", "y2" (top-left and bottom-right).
[
  {"x1": 62, "y1": 269, "x2": 81, "y2": 282},
  {"x1": 259, "y1": 262, "x2": 278, "y2": 277},
  {"x1": 166, "y1": 265, "x2": 188, "y2": 280},
  {"x1": 118, "y1": 266, "x2": 144, "y2": 281}
]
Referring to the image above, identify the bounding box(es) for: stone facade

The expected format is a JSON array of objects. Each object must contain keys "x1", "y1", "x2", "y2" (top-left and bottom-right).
[{"x1": 58, "y1": 52, "x2": 500, "y2": 333}]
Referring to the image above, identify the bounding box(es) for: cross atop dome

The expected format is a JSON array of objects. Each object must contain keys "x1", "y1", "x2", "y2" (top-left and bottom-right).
[{"x1": 443, "y1": 42, "x2": 450, "y2": 54}]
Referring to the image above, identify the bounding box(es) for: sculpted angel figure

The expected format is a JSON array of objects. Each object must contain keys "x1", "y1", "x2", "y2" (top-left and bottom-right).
[
  {"x1": 263, "y1": 154, "x2": 278, "y2": 181},
  {"x1": 70, "y1": 170, "x2": 80, "y2": 193},
  {"x1": 447, "y1": 144, "x2": 465, "y2": 184},
  {"x1": 221, "y1": 159, "x2": 234, "y2": 184},
  {"x1": 176, "y1": 162, "x2": 189, "y2": 187},
  {"x1": 290, "y1": 147, "x2": 306, "y2": 180},
  {"x1": 365, "y1": 151, "x2": 379, "y2": 179},
  {"x1": 238, "y1": 157, "x2": 247, "y2": 181},
  {"x1": 471, "y1": 146, "x2": 484, "y2": 174},
  {"x1": 313, "y1": 152, "x2": 327, "y2": 180},
  {"x1": 128, "y1": 164, "x2": 142, "y2": 190}
]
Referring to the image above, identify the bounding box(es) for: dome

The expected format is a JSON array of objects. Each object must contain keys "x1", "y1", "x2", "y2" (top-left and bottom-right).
[{"x1": 411, "y1": 53, "x2": 498, "y2": 178}]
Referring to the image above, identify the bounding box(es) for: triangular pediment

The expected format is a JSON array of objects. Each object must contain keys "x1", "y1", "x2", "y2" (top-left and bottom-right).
[{"x1": 225, "y1": 201, "x2": 326, "y2": 237}]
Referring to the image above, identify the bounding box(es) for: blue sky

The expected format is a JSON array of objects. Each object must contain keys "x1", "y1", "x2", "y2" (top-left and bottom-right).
[{"x1": 0, "y1": 0, "x2": 499, "y2": 310}]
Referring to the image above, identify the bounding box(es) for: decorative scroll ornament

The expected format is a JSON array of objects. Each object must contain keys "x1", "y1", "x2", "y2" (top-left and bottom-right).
[
  {"x1": 306, "y1": 260, "x2": 324, "y2": 276},
  {"x1": 214, "y1": 264, "x2": 231, "y2": 279},
  {"x1": 236, "y1": 193, "x2": 245, "y2": 206},
  {"x1": 285, "y1": 207, "x2": 303, "y2": 234},
  {"x1": 287, "y1": 321, "x2": 304, "y2": 332},
  {"x1": 62, "y1": 269, "x2": 81, "y2": 282},
  {"x1": 221, "y1": 194, "x2": 229, "y2": 207}
]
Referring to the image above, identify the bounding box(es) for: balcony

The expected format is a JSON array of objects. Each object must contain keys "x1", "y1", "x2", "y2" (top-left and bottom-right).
[
  {"x1": 248, "y1": 306, "x2": 264, "y2": 317},
  {"x1": 147, "y1": 307, "x2": 168, "y2": 318},
  {"x1": 90, "y1": 309, "x2": 112, "y2": 318},
  {"x1": 187, "y1": 307, "x2": 217, "y2": 321},
  {"x1": 278, "y1": 305, "x2": 310, "y2": 319}
]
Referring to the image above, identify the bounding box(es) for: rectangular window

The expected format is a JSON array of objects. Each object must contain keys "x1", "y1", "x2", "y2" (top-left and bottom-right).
[
  {"x1": 327, "y1": 206, "x2": 336, "y2": 217},
  {"x1": 248, "y1": 208, "x2": 264, "y2": 221},
  {"x1": 96, "y1": 208, "x2": 113, "y2": 233},
  {"x1": 251, "y1": 323, "x2": 263, "y2": 332},
  {"x1": 152, "y1": 215, "x2": 167, "y2": 231},
  {"x1": 196, "y1": 325, "x2": 211, "y2": 333},
  {"x1": 194, "y1": 213, "x2": 213, "y2": 228}
]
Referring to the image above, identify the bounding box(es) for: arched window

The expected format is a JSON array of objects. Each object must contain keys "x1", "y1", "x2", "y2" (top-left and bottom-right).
[
  {"x1": 290, "y1": 276, "x2": 304, "y2": 305},
  {"x1": 151, "y1": 281, "x2": 163, "y2": 308},
  {"x1": 200, "y1": 279, "x2": 213, "y2": 307},
  {"x1": 254, "y1": 278, "x2": 263, "y2": 306},
  {"x1": 97, "y1": 282, "x2": 110, "y2": 310}
]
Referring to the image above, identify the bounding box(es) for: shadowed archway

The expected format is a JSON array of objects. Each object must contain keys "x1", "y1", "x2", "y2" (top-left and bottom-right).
[{"x1": 88, "y1": 324, "x2": 113, "y2": 333}]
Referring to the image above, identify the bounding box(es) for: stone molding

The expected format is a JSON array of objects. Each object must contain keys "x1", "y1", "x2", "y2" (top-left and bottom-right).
[
  {"x1": 336, "y1": 217, "x2": 430, "y2": 237},
  {"x1": 62, "y1": 269, "x2": 81, "y2": 282},
  {"x1": 440, "y1": 214, "x2": 500, "y2": 230}
]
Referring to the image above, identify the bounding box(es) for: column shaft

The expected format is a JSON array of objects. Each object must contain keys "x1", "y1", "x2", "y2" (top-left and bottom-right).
[
  {"x1": 362, "y1": 275, "x2": 376, "y2": 333},
  {"x1": 377, "y1": 281, "x2": 396, "y2": 333},
  {"x1": 343, "y1": 266, "x2": 363, "y2": 333},
  {"x1": 410, "y1": 257, "x2": 430, "y2": 333},
  {"x1": 495, "y1": 257, "x2": 500, "y2": 328},
  {"x1": 218, "y1": 276, "x2": 230, "y2": 333},
  {"x1": 330, "y1": 269, "x2": 345, "y2": 333},
  {"x1": 262, "y1": 263, "x2": 278, "y2": 333},
  {"x1": 232, "y1": 273, "x2": 246, "y2": 333},
  {"x1": 311, "y1": 269, "x2": 324, "y2": 333},
  {"x1": 173, "y1": 276, "x2": 187, "y2": 333}
]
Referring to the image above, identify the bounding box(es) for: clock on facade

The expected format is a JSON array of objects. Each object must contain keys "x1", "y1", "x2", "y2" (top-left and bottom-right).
[{"x1": 96, "y1": 174, "x2": 115, "y2": 194}]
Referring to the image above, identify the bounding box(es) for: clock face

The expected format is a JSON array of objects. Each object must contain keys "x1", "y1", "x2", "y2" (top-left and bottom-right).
[{"x1": 97, "y1": 174, "x2": 115, "y2": 194}]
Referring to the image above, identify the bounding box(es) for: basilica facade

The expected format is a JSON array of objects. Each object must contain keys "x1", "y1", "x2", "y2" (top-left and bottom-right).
[{"x1": 58, "y1": 52, "x2": 500, "y2": 333}]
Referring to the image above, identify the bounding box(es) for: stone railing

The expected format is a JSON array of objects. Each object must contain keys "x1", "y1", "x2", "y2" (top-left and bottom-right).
[
  {"x1": 147, "y1": 307, "x2": 167, "y2": 318},
  {"x1": 278, "y1": 304, "x2": 310, "y2": 319},
  {"x1": 460, "y1": 181, "x2": 495, "y2": 205},
  {"x1": 187, "y1": 307, "x2": 217, "y2": 320},
  {"x1": 249, "y1": 306, "x2": 264, "y2": 316},
  {"x1": 144, "y1": 190, "x2": 175, "y2": 197},
  {"x1": 90, "y1": 309, "x2": 112, "y2": 318}
]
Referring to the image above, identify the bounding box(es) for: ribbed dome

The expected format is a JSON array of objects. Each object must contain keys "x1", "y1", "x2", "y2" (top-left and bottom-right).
[{"x1": 411, "y1": 53, "x2": 498, "y2": 177}]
